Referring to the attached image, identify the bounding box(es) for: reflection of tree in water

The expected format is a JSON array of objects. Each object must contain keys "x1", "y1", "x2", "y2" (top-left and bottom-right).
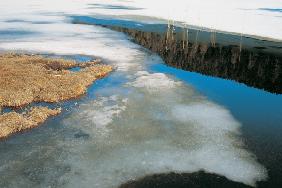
[{"x1": 110, "y1": 26, "x2": 282, "y2": 94}]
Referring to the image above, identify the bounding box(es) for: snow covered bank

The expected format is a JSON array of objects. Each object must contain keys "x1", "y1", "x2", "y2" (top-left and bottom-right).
[
  {"x1": 89, "y1": 0, "x2": 282, "y2": 41},
  {"x1": 1, "y1": 0, "x2": 281, "y2": 41}
]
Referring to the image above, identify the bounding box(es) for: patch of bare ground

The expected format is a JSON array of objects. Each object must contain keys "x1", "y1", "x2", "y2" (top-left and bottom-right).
[{"x1": 0, "y1": 53, "x2": 112, "y2": 138}]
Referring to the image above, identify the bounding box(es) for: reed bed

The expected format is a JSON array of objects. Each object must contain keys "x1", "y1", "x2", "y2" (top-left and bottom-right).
[
  {"x1": 0, "y1": 53, "x2": 112, "y2": 138},
  {"x1": 0, "y1": 107, "x2": 61, "y2": 138}
]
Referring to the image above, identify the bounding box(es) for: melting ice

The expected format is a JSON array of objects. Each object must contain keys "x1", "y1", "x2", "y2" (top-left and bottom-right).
[{"x1": 0, "y1": 1, "x2": 268, "y2": 188}]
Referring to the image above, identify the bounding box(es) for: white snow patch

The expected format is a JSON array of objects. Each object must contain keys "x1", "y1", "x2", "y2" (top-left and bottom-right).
[
  {"x1": 75, "y1": 95, "x2": 128, "y2": 136},
  {"x1": 131, "y1": 71, "x2": 182, "y2": 91},
  {"x1": 1, "y1": 0, "x2": 281, "y2": 40},
  {"x1": 171, "y1": 103, "x2": 267, "y2": 185},
  {"x1": 85, "y1": 0, "x2": 282, "y2": 40}
]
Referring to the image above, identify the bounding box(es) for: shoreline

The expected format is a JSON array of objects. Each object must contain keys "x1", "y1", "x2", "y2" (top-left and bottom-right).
[
  {"x1": 71, "y1": 16, "x2": 282, "y2": 94},
  {"x1": 91, "y1": 14, "x2": 282, "y2": 43}
]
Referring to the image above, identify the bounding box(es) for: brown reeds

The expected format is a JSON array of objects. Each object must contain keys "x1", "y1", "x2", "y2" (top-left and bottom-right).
[
  {"x1": 210, "y1": 29, "x2": 217, "y2": 47},
  {"x1": 0, "y1": 53, "x2": 112, "y2": 138},
  {"x1": 0, "y1": 107, "x2": 61, "y2": 138}
]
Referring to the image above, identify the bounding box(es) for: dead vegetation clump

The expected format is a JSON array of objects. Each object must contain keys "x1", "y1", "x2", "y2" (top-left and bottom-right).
[
  {"x1": 0, "y1": 53, "x2": 112, "y2": 107},
  {"x1": 0, "y1": 53, "x2": 112, "y2": 138},
  {"x1": 0, "y1": 107, "x2": 61, "y2": 138}
]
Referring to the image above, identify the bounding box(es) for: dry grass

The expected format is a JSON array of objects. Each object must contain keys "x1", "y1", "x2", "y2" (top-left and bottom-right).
[
  {"x1": 0, "y1": 107, "x2": 61, "y2": 138},
  {"x1": 0, "y1": 53, "x2": 112, "y2": 138},
  {"x1": 0, "y1": 53, "x2": 112, "y2": 107}
]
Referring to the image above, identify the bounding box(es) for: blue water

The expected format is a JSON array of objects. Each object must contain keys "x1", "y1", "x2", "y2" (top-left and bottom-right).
[
  {"x1": 151, "y1": 63, "x2": 282, "y2": 129},
  {"x1": 259, "y1": 8, "x2": 282, "y2": 13}
]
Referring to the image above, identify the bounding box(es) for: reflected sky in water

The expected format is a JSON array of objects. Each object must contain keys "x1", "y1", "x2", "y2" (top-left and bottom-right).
[{"x1": 151, "y1": 63, "x2": 282, "y2": 129}]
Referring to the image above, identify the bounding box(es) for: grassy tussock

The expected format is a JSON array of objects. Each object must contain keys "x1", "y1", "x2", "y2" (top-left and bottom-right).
[
  {"x1": 0, "y1": 107, "x2": 61, "y2": 138},
  {"x1": 0, "y1": 53, "x2": 112, "y2": 107},
  {"x1": 0, "y1": 53, "x2": 112, "y2": 138}
]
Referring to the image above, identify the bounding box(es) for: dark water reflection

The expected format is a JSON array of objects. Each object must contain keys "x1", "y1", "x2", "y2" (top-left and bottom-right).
[
  {"x1": 113, "y1": 28, "x2": 282, "y2": 94},
  {"x1": 71, "y1": 16, "x2": 282, "y2": 94}
]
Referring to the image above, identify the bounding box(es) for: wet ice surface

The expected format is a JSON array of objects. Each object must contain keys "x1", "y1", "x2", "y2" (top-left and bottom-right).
[
  {"x1": 61, "y1": 68, "x2": 267, "y2": 188},
  {"x1": 0, "y1": 3, "x2": 268, "y2": 188}
]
